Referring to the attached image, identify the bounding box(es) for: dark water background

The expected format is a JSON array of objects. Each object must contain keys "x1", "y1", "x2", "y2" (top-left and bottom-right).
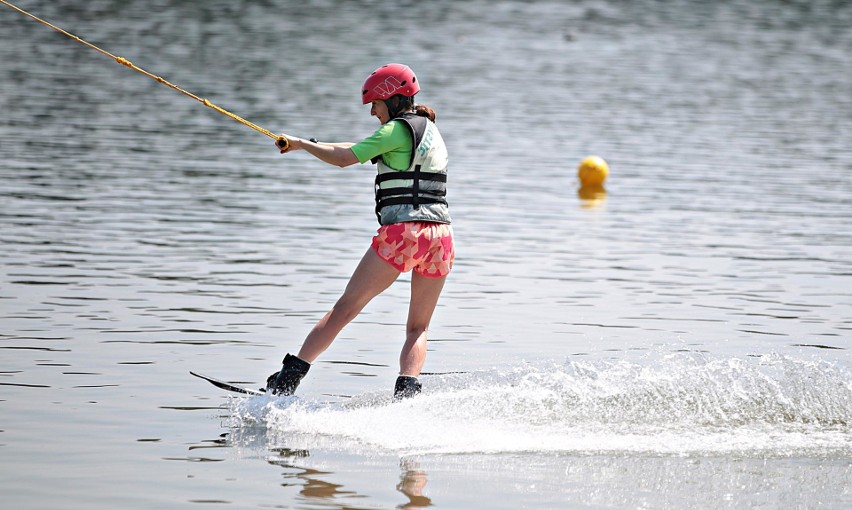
[{"x1": 2, "y1": 0, "x2": 851, "y2": 508}]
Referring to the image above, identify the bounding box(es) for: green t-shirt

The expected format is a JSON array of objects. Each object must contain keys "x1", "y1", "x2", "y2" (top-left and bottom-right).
[{"x1": 350, "y1": 120, "x2": 413, "y2": 171}]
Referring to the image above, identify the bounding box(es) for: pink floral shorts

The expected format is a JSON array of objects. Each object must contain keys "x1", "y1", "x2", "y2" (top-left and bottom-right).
[{"x1": 371, "y1": 222, "x2": 455, "y2": 278}]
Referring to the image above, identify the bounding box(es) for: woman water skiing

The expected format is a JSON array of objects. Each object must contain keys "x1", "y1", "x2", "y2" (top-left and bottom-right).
[{"x1": 266, "y1": 64, "x2": 453, "y2": 400}]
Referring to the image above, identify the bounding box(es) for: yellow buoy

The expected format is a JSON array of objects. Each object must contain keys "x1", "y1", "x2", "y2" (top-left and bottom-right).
[{"x1": 577, "y1": 155, "x2": 609, "y2": 187}]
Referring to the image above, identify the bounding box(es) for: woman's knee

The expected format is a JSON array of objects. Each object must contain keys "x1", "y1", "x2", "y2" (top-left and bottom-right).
[
  {"x1": 332, "y1": 294, "x2": 367, "y2": 323},
  {"x1": 405, "y1": 324, "x2": 428, "y2": 341}
]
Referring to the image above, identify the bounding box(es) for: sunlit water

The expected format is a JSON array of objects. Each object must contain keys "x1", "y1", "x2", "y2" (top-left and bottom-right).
[{"x1": 2, "y1": 0, "x2": 851, "y2": 508}]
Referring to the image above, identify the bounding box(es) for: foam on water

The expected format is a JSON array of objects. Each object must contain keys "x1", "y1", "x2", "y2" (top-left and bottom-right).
[{"x1": 229, "y1": 352, "x2": 851, "y2": 457}]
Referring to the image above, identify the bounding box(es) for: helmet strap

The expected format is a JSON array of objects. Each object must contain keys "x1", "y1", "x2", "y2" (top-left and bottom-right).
[{"x1": 386, "y1": 95, "x2": 414, "y2": 119}]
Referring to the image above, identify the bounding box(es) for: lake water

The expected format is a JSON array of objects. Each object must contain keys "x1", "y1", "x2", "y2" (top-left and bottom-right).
[{"x1": 1, "y1": 0, "x2": 850, "y2": 508}]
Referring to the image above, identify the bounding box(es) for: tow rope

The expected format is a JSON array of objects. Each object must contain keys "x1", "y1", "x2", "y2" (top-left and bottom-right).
[{"x1": 1, "y1": 0, "x2": 289, "y2": 150}]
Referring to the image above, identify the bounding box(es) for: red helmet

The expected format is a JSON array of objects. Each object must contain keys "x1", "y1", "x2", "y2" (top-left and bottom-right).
[{"x1": 361, "y1": 63, "x2": 420, "y2": 104}]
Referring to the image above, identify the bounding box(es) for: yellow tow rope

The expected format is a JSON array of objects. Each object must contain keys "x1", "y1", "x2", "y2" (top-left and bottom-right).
[{"x1": 1, "y1": 0, "x2": 289, "y2": 150}]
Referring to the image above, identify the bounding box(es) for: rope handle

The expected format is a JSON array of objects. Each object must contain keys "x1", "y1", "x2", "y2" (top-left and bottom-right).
[{"x1": 1, "y1": 0, "x2": 289, "y2": 148}]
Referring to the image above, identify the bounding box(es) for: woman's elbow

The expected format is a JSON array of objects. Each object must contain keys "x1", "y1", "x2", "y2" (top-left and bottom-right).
[{"x1": 336, "y1": 150, "x2": 359, "y2": 168}]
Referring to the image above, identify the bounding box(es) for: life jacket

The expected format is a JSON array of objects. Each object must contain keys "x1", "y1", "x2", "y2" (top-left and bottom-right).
[{"x1": 374, "y1": 113, "x2": 451, "y2": 225}]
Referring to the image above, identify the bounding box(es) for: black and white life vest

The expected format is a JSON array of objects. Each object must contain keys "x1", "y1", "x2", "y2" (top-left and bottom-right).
[{"x1": 374, "y1": 113, "x2": 451, "y2": 226}]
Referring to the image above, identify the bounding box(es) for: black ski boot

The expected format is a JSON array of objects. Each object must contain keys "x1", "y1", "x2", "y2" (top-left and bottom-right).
[
  {"x1": 266, "y1": 353, "x2": 311, "y2": 395},
  {"x1": 393, "y1": 375, "x2": 422, "y2": 401}
]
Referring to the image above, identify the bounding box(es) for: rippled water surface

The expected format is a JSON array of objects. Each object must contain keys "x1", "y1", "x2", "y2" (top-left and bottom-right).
[{"x1": 2, "y1": 0, "x2": 851, "y2": 508}]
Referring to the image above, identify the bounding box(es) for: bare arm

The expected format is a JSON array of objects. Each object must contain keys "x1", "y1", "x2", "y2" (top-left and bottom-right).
[{"x1": 278, "y1": 137, "x2": 359, "y2": 168}]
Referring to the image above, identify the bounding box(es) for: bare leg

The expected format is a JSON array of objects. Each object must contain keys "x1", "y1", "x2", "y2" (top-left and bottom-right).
[
  {"x1": 399, "y1": 272, "x2": 447, "y2": 376},
  {"x1": 297, "y1": 249, "x2": 400, "y2": 362}
]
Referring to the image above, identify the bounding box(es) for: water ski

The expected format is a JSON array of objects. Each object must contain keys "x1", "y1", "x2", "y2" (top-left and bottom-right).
[{"x1": 190, "y1": 371, "x2": 265, "y2": 396}]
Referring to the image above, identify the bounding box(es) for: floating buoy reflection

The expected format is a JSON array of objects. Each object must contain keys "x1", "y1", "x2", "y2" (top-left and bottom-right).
[{"x1": 578, "y1": 184, "x2": 607, "y2": 208}]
